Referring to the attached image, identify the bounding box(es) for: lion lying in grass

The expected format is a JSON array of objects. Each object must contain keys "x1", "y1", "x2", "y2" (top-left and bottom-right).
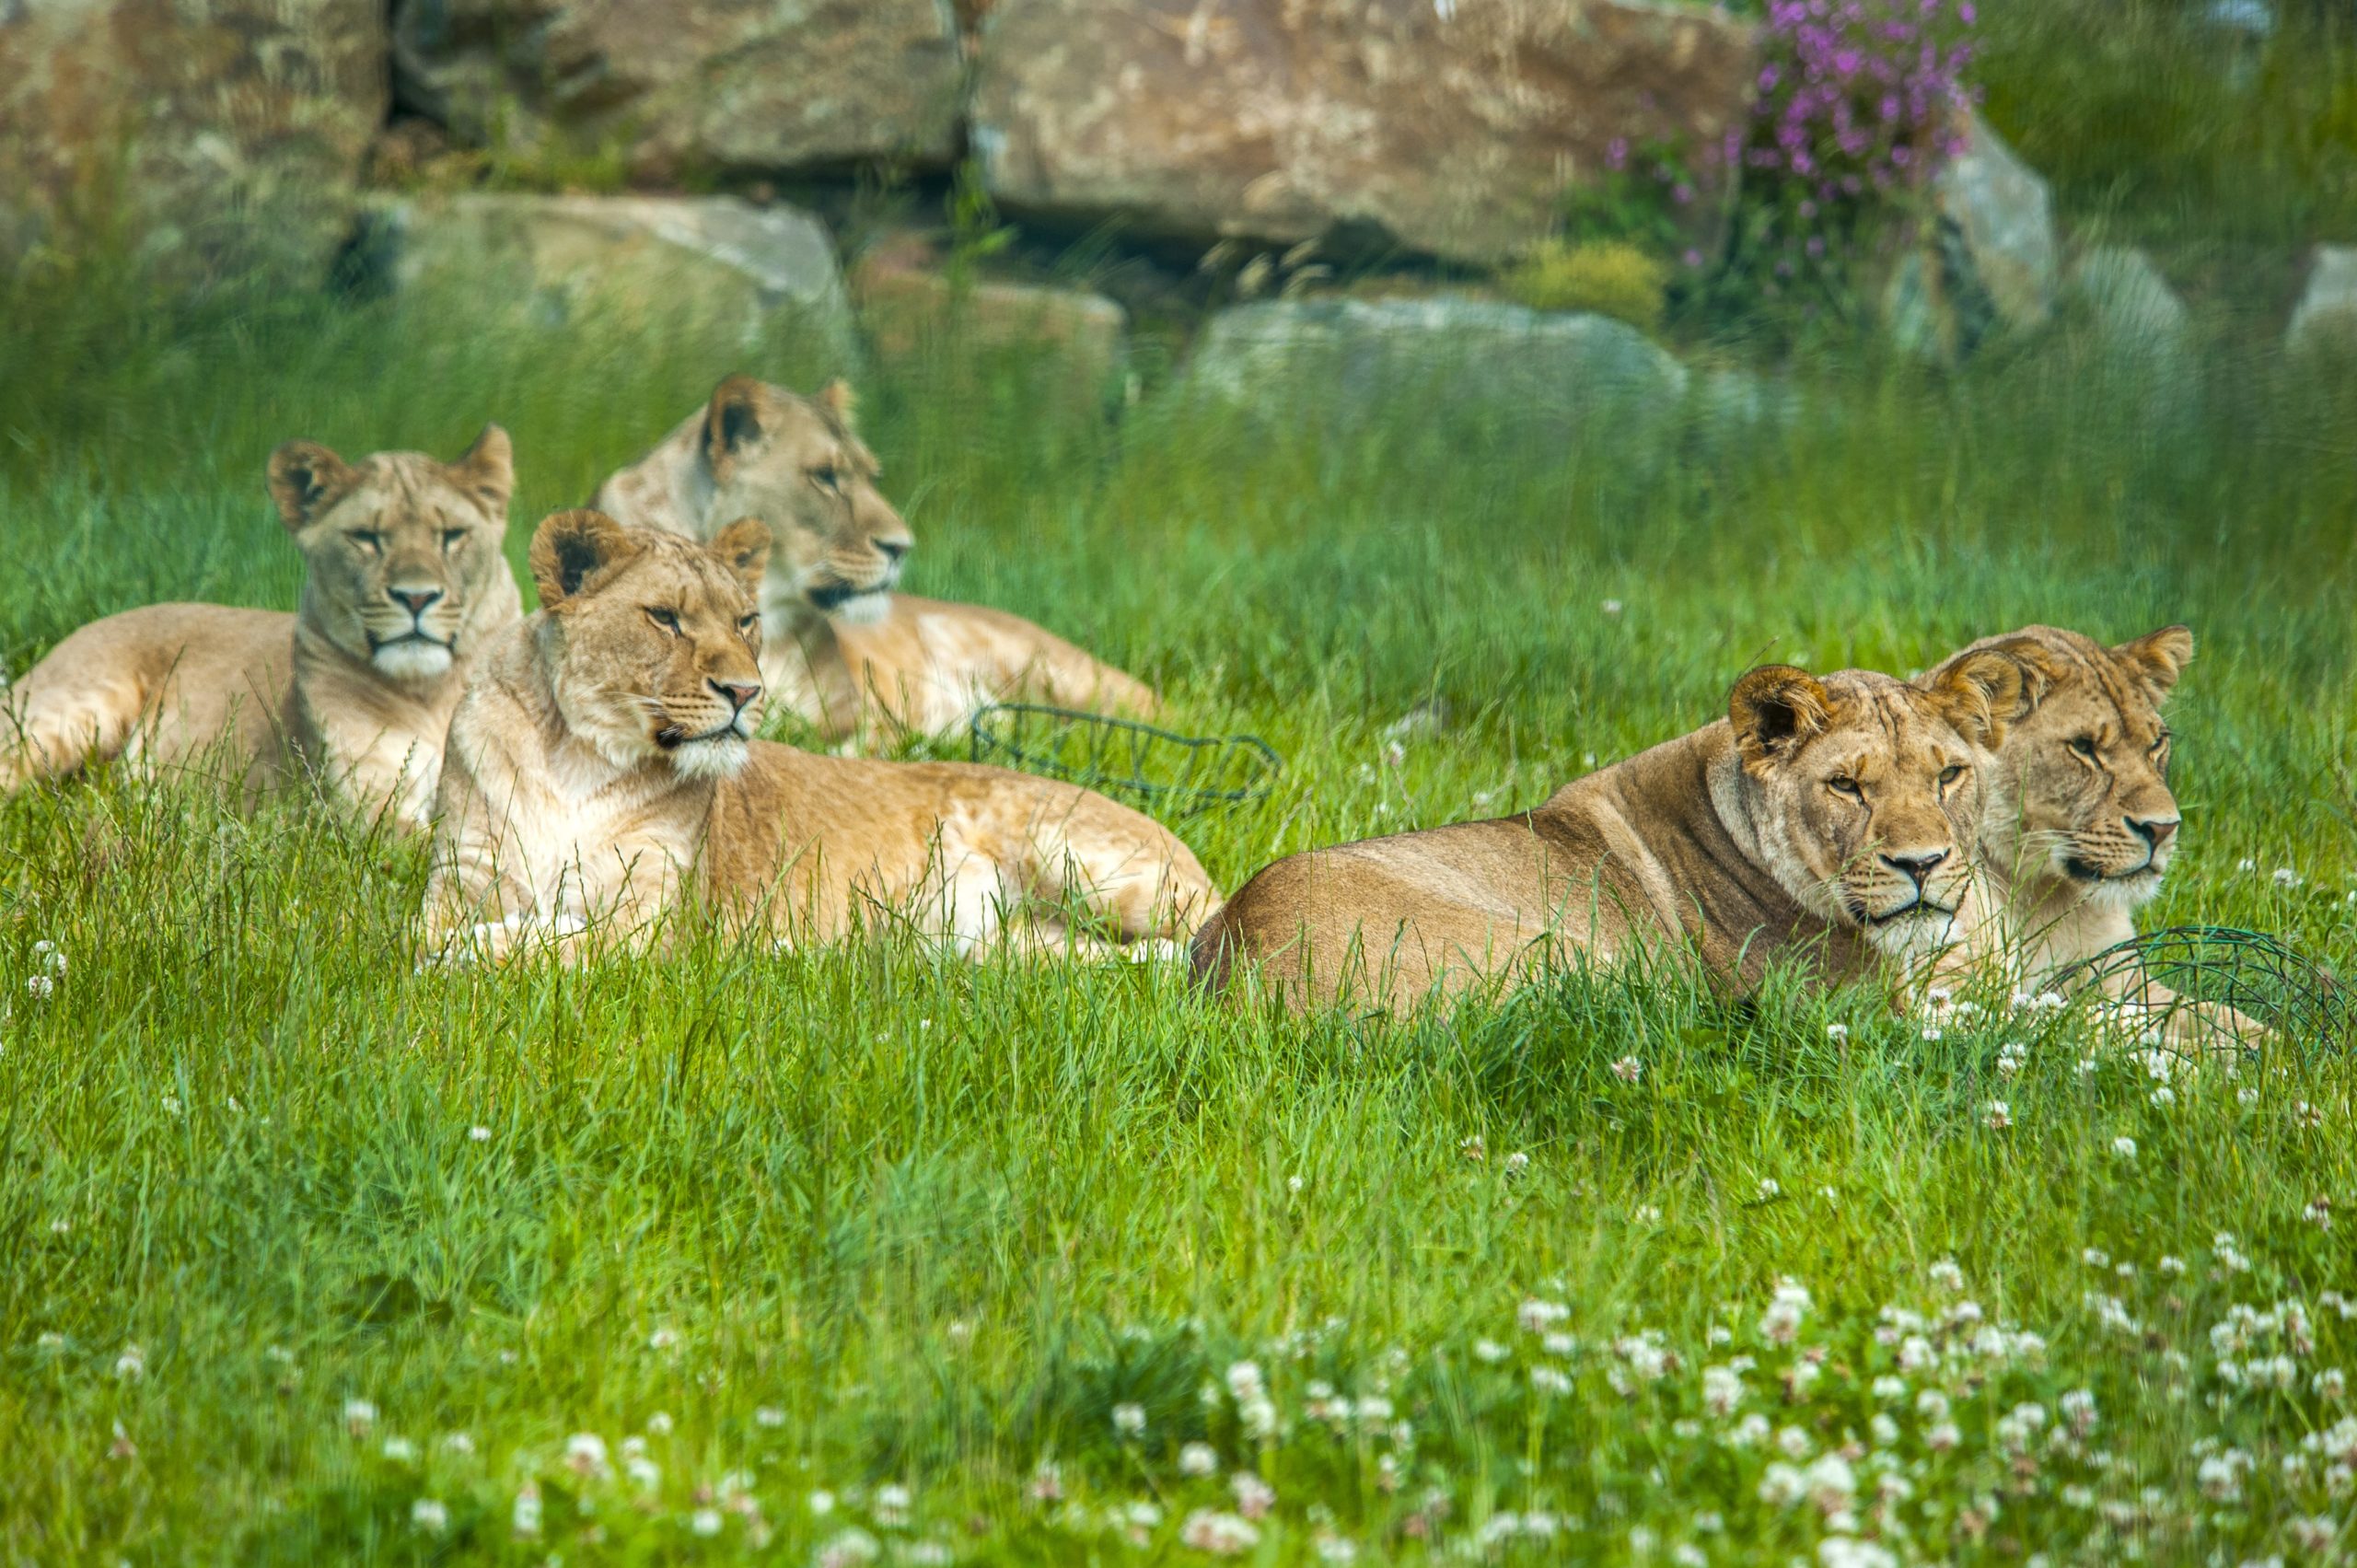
[
  {"x1": 421, "y1": 509, "x2": 1215, "y2": 964},
  {"x1": 2, "y1": 429, "x2": 517, "y2": 829},
  {"x1": 594, "y1": 374, "x2": 1161, "y2": 742},
  {"x1": 1192, "y1": 656, "x2": 2030, "y2": 1012}
]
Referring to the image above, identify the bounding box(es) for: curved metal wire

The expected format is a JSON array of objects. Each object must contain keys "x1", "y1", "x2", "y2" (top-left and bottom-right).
[
  {"x1": 2048, "y1": 924, "x2": 2350, "y2": 1055},
  {"x1": 969, "y1": 703, "x2": 1283, "y2": 819}
]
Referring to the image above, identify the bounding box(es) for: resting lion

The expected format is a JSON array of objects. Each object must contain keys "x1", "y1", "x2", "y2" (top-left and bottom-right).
[
  {"x1": 1921, "y1": 623, "x2": 2257, "y2": 1040},
  {"x1": 592, "y1": 373, "x2": 1161, "y2": 742},
  {"x1": 421, "y1": 509, "x2": 1215, "y2": 963},
  {"x1": 1191, "y1": 656, "x2": 2029, "y2": 1012},
  {"x1": 2, "y1": 429, "x2": 518, "y2": 828}
]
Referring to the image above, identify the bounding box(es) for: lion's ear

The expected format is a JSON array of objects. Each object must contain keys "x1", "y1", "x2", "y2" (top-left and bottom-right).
[
  {"x1": 1729, "y1": 665, "x2": 1831, "y2": 774},
  {"x1": 528, "y1": 509, "x2": 640, "y2": 606},
  {"x1": 816, "y1": 377, "x2": 859, "y2": 430},
  {"x1": 267, "y1": 440, "x2": 355, "y2": 533},
  {"x1": 1973, "y1": 635, "x2": 2065, "y2": 716},
  {"x1": 703, "y1": 374, "x2": 770, "y2": 480},
  {"x1": 712, "y1": 517, "x2": 772, "y2": 593},
  {"x1": 1923, "y1": 647, "x2": 2033, "y2": 749},
  {"x1": 2114, "y1": 624, "x2": 2193, "y2": 699},
  {"x1": 447, "y1": 424, "x2": 515, "y2": 518}
]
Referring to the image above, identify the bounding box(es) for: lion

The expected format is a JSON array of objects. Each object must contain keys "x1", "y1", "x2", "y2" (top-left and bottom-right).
[
  {"x1": 420, "y1": 509, "x2": 1216, "y2": 964},
  {"x1": 592, "y1": 373, "x2": 1162, "y2": 742},
  {"x1": 1919, "y1": 623, "x2": 2253, "y2": 1040},
  {"x1": 1191, "y1": 656, "x2": 2031, "y2": 1013},
  {"x1": 2, "y1": 429, "x2": 518, "y2": 829}
]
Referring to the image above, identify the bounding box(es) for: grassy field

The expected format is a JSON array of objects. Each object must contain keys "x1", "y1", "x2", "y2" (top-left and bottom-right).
[{"x1": 6, "y1": 41, "x2": 2357, "y2": 1566}]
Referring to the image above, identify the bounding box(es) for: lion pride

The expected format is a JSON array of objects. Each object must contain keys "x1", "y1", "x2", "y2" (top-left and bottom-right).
[
  {"x1": 2, "y1": 429, "x2": 518, "y2": 828},
  {"x1": 1192, "y1": 656, "x2": 2031, "y2": 1012},
  {"x1": 421, "y1": 509, "x2": 1214, "y2": 963},
  {"x1": 593, "y1": 373, "x2": 1160, "y2": 742}
]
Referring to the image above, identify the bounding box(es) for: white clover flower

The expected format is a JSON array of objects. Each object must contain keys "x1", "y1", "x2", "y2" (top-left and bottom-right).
[
  {"x1": 1777, "y1": 1424, "x2": 1814, "y2": 1459},
  {"x1": 410, "y1": 1498, "x2": 447, "y2": 1535},
  {"x1": 756, "y1": 1405, "x2": 786, "y2": 1428},
  {"x1": 382, "y1": 1436, "x2": 418, "y2": 1463},
  {"x1": 512, "y1": 1481, "x2": 542, "y2": 1538},
  {"x1": 647, "y1": 1327, "x2": 679, "y2": 1352},
  {"x1": 1758, "y1": 1178, "x2": 1781, "y2": 1199},
  {"x1": 816, "y1": 1527, "x2": 881, "y2": 1568},
  {"x1": 1529, "y1": 1365, "x2": 1572, "y2": 1396},
  {"x1": 1111, "y1": 1402, "x2": 1146, "y2": 1438},
  {"x1": 1825, "y1": 1023, "x2": 1849, "y2": 1041},
  {"x1": 2238, "y1": 858, "x2": 2258, "y2": 873},
  {"x1": 440, "y1": 1432, "x2": 474, "y2": 1456},
  {"x1": 1316, "y1": 1534, "x2": 1359, "y2": 1564},
  {"x1": 625, "y1": 1455, "x2": 659, "y2": 1490},
  {"x1": 1702, "y1": 1364, "x2": 1746, "y2": 1416},
  {"x1": 690, "y1": 1507, "x2": 723, "y2": 1537},
  {"x1": 1518, "y1": 1299, "x2": 1570, "y2": 1334},
  {"x1": 1224, "y1": 1360, "x2": 1263, "y2": 1401},
  {"x1": 563, "y1": 1432, "x2": 610, "y2": 1479},
  {"x1": 1178, "y1": 1441, "x2": 1218, "y2": 1477},
  {"x1": 644, "y1": 1411, "x2": 672, "y2": 1435},
  {"x1": 873, "y1": 1483, "x2": 911, "y2": 1526},
  {"x1": 1927, "y1": 1258, "x2": 1965, "y2": 1292},
  {"x1": 1870, "y1": 1412, "x2": 1899, "y2": 1446},
  {"x1": 1611, "y1": 1055, "x2": 1643, "y2": 1083},
  {"x1": 2083, "y1": 1248, "x2": 2110, "y2": 1269},
  {"x1": 1926, "y1": 1422, "x2": 1960, "y2": 1451},
  {"x1": 1997, "y1": 1041, "x2": 2027, "y2": 1076},
  {"x1": 160, "y1": 1095, "x2": 183, "y2": 1119},
  {"x1": 1504, "y1": 1151, "x2": 1530, "y2": 1179},
  {"x1": 2274, "y1": 867, "x2": 2302, "y2": 889},
  {"x1": 1727, "y1": 1413, "x2": 1771, "y2": 1449},
  {"x1": 1238, "y1": 1396, "x2": 1277, "y2": 1438},
  {"x1": 2111, "y1": 1136, "x2": 2137, "y2": 1158},
  {"x1": 25, "y1": 974, "x2": 54, "y2": 1001},
  {"x1": 1179, "y1": 1509, "x2": 1260, "y2": 1556},
  {"x1": 1230, "y1": 1470, "x2": 1275, "y2": 1520},
  {"x1": 1458, "y1": 1133, "x2": 1486, "y2": 1162},
  {"x1": 1474, "y1": 1338, "x2": 1509, "y2": 1364},
  {"x1": 808, "y1": 1490, "x2": 837, "y2": 1516},
  {"x1": 469, "y1": 1125, "x2": 491, "y2": 1143},
  {"x1": 1984, "y1": 1100, "x2": 2012, "y2": 1130},
  {"x1": 342, "y1": 1398, "x2": 377, "y2": 1435},
  {"x1": 1759, "y1": 1462, "x2": 1807, "y2": 1507},
  {"x1": 115, "y1": 1344, "x2": 145, "y2": 1381}
]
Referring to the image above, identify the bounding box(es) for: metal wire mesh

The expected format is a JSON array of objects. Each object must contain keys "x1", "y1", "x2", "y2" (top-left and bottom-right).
[
  {"x1": 2049, "y1": 925, "x2": 2349, "y2": 1054},
  {"x1": 968, "y1": 703, "x2": 1283, "y2": 819}
]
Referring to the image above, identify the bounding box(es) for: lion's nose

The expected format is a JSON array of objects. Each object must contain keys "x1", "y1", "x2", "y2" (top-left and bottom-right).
[
  {"x1": 2129, "y1": 815, "x2": 2178, "y2": 849},
  {"x1": 711, "y1": 679, "x2": 761, "y2": 714},
  {"x1": 875, "y1": 538, "x2": 911, "y2": 564},
  {"x1": 388, "y1": 586, "x2": 444, "y2": 616},
  {"x1": 1880, "y1": 849, "x2": 1949, "y2": 887}
]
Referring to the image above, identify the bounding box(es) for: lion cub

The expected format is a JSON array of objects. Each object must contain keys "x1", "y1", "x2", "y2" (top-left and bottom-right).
[
  {"x1": 421, "y1": 509, "x2": 1215, "y2": 963},
  {"x1": 1193, "y1": 657, "x2": 2028, "y2": 1012},
  {"x1": 593, "y1": 374, "x2": 1161, "y2": 742},
  {"x1": 3, "y1": 430, "x2": 518, "y2": 828}
]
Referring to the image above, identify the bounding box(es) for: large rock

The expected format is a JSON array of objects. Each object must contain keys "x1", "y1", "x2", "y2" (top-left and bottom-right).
[
  {"x1": 0, "y1": 0, "x2": 386, "y2": 284},
  {"x1": 971, "y1": 0, "x2": 1759, "y2": 266},
  {"x1": 390, "y1": 0, "x2": 963, "y2": 180},
  {"x1": 1183, "y1": 294, "x2": 1689, "y2": 447},
  {"x1": 1886, "y1": 108, "x2": 2059, "y2": 363},
  {"x1": 2286, "y1": 246, "x2": 2357, "y2": 358},
  {"x1": 2064, "y1": 246, "x2": 2197, "y2": 430},
  {"x1": 354, "y1": 193, "x2": 859, "y2": 363},
  {"x1": 852, "y1": 241, "x2": 1129, "y2": 391}
]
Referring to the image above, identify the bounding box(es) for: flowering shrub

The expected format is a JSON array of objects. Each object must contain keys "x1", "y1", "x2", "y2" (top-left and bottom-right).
[{"x1": 1734, "y1": 0, "x2": 1980, "y2": 309}]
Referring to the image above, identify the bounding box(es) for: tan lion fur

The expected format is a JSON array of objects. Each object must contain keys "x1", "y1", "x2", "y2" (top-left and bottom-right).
[
  {"x1": 592, "y1": 373, "x2": 1162, "y2": 742},
  {"x1": 1192, "y1": 658, "x2": 2031, "y2": 1013},
  {"x1": 3, "y1": 429, "x2": 519, "y2": 828},
  {"x1": 421, "y1": 510, "x2": 1215, "y2": 963}
]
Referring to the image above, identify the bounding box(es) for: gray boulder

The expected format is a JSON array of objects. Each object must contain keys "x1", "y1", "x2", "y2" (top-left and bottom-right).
[
  {"x1": 1887, "y1": 108, "x2": 2059, "y2": 363},
  {"x1": 2286, "y1": 246, "x2": 2357, "y2": 358},
  {"x1": 354, "y1": 193, "x2": 859, "y2": 364},
  {"x1": 390, "y1": 0, "x2": 963, "y2": 180},
  {"x1": 2065, "y1": 246, "x2": 2198, "y2": 430},
  {"x1": 971, "y1": 0, "x2": 1759, "y2": 266},
  {"x1": 0, "y1": 0, "x2": 386, "y2": 285},
  {"x1": 1184, "y1": 295, "x2": 1689, "y2": 447}
]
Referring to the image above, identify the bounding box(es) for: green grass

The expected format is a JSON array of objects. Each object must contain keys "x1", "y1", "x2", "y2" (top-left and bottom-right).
[{"x1": 5, "y1": 238, "x2": 2357, "y2": 1567}]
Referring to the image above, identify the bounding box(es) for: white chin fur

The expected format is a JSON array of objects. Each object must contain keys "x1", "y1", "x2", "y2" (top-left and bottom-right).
[
  {"x1": 2087, "y1": 869, "x2": 2165, "y2": 912},
  {"x1": 372, "y1": 640, "x2": 454, "y2": 681},
  {"x1": 825, "y1": 590, "x2": 892, "y2": 627},
  {"x1": 668, "y1": 735, "x2": 750, "y2": 780},
  {"x1": 1866, "y1": 907, "x2": 1959, "y2": 962}
]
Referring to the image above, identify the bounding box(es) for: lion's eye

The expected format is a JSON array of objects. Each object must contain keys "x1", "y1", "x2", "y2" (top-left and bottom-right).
[
  {"x1": 1939, "y1": 764, "x2": 1965, "y2": 787},
  {"x1": 737, "y1": 614, "x2": 759, "y2": 635},
  {"x1": 347, "y1": 530, "x2": 384, "y2": 554},
  {"x1": 2068, "y1": 736, "x2": 2099, "y2": 760},
  {"x1": 1829, "y1": 775, "x2": 1863, "y2": 799},
  {"x1": 2149, "y1": 732, "x2": 2169, "y2": 754},
  {"x1": 646, "y1": 608, "x2": 682, "y2": 634},
  {"x1": 810, "y1": 466, "x2": 842, "y2": 493},
  {"x1": 440, "y1": 528, "x2": 467, "y2": 551}
]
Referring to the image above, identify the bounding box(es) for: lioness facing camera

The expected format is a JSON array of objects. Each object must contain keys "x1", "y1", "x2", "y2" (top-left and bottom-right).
[
  {"x1": 1192, "y1": 657, "x2": 2030, "y2": 1012},
  {"x1": 594, "y1": 374, "x2": 1161, "y2": 742},
  {"x1": 3, "y1": 429, "x2": 518, "y2": 829},
  {"x1": 421, "y1": 510, "x2": 1215, "y2": 963}
]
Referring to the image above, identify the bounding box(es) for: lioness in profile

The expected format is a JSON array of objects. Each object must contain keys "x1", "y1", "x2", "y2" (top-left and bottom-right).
[
  {"x1": 593, "y1": 373, "x2": 1161, "y2": 742},
  {"x1": 1192, "y1": 656, "x2": 2029, "y2": 1012},
  {"x1": 2, "y1": 430, "x2": 518, "y2": 829},
  {"x1": 421, "y1": 509, "x2": 1214, "y2": 964}
]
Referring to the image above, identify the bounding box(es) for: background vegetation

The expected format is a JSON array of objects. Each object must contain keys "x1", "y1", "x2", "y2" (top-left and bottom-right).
[{"x1": 3, "y1": 2, "x2": 2354, "y2": 1563}]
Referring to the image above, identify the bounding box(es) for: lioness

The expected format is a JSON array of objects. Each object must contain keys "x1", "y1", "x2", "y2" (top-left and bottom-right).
[
  {"x1": 421, "y1": 509, "x2": 1215, "y2": 963},
  {"x1": 2, "y1": 430, "x2": 518, "y2": 828},
  {"x1": 1191, "y1": 657, "x2": 2029, "y2": 1012},
  {"x1": 593, "y1": 373, "x2": 1161, "y2": 742}
]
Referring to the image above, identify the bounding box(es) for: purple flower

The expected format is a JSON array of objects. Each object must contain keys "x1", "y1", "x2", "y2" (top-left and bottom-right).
[
  {"x1": 1673, "y1": 182, "x2": 1695, "y2": 205},
  {"x1": 1606, "y1": 136, "x2": 1629, "y2": 170},
  {"x1": 1683, "y1": 249, "x2": 1704, "y2": 268}
]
